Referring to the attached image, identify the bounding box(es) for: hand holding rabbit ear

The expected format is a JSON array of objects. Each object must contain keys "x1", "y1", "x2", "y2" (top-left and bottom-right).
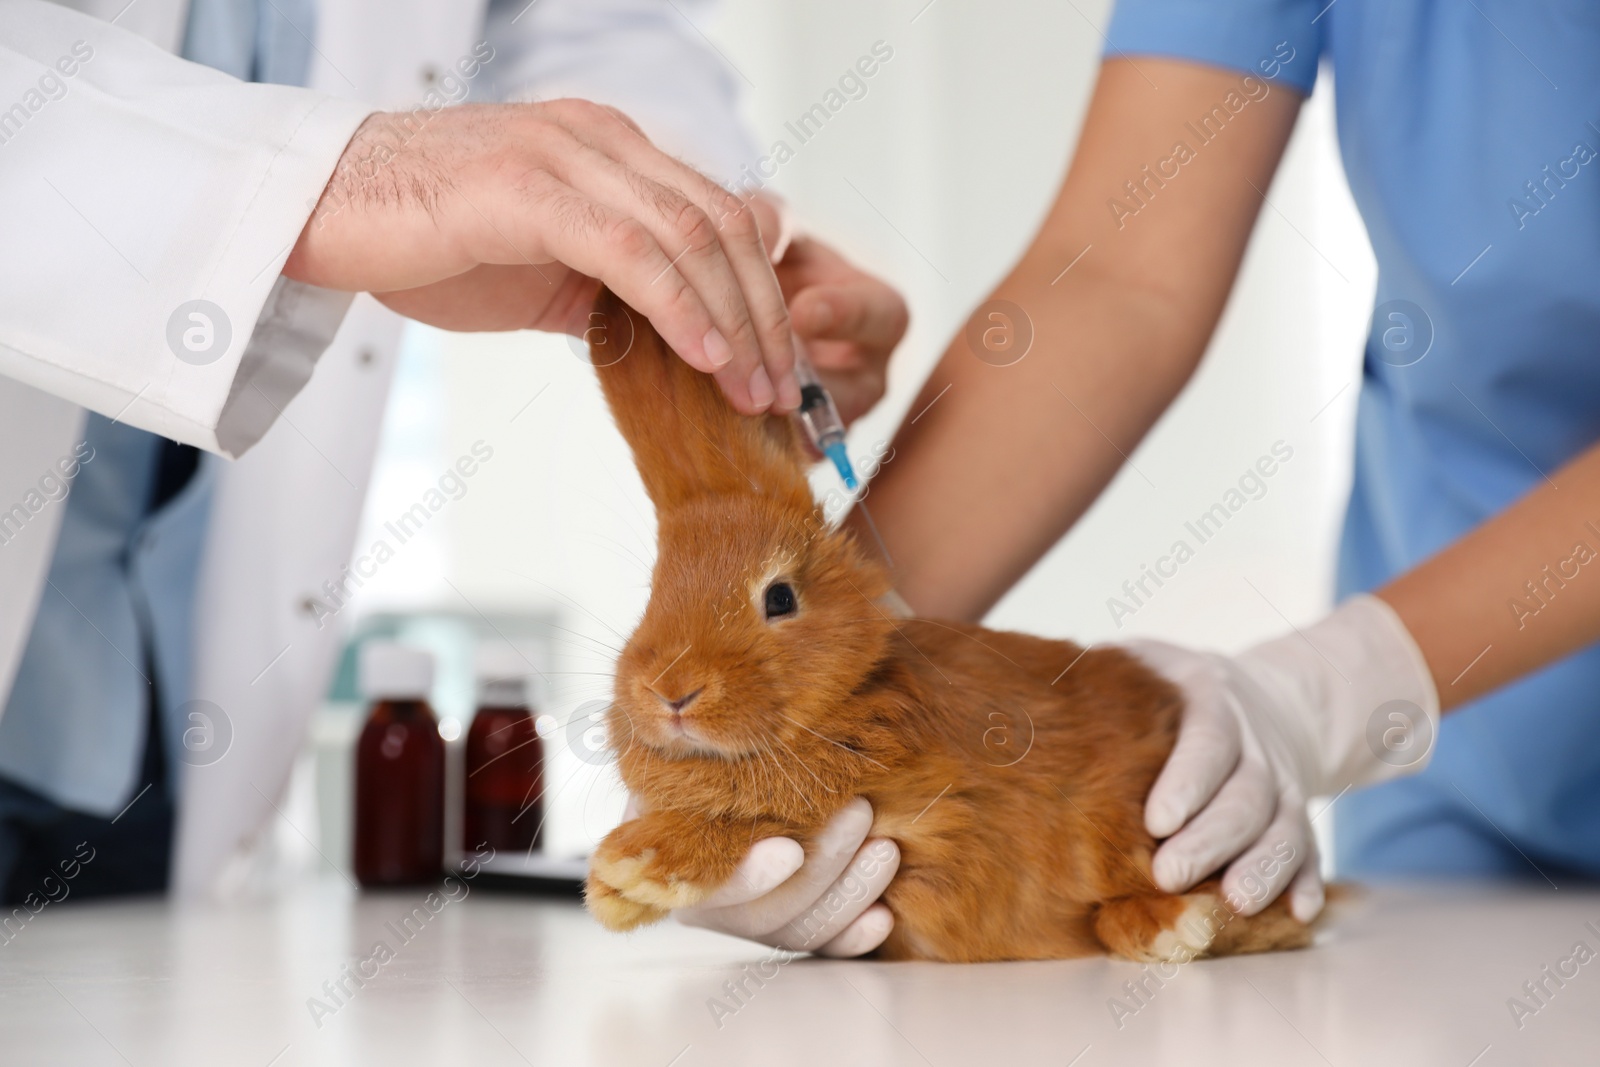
[
  {"x1": 1124, "y1": 594, "x2": 1440, "y2": 922},
  {"x1": 289, "y1": 102, "x2": 803, "y2": 415}
]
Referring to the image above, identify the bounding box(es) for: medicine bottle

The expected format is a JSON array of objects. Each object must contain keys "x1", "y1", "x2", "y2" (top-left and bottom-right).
[
  {"x1": 463, "y1": 669, "x2": 543, "y2": 854},
  {"x1": 353, "y1": 642, "x2": 444, "y2": 886}
]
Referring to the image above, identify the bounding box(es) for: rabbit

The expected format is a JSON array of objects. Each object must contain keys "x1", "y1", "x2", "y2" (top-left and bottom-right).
[{"x1": 582, "y1": 288, "x2": 1318, "y2": 962}]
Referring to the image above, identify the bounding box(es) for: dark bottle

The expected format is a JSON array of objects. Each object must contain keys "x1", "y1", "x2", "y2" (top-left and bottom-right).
[
  {"x1": 353, "y1": 642, "x2": 444, "y2": 887},
  {"x1": 463, "y1": 673, "x2": 543, "y2": 854}
]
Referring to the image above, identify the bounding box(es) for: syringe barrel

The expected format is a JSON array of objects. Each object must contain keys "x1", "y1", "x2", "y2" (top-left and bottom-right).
[
  {"x1": 796, "y1": 383, "x2": 847, "y2": 447},
  {"x1": 791, "y1": 340, "x2": 859, "y2": 489}
]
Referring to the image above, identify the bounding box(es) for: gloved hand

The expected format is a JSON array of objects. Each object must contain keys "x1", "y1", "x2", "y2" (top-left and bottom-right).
[
  {"x1": 1124, "y1": 593, "x2": 1440, "y2": 922},
  {"x1": 620, "y1": 796, "x2": 901, "y2": 957}
]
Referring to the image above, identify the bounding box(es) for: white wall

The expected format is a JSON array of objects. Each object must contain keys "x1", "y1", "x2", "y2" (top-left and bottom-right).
[{"x1": 349, "y1": 0, "x2": 1377, "y2": 858}]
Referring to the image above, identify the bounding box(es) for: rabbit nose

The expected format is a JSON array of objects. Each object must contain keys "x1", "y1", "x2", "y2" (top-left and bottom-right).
[{"x1": 662, "y1": 689, "x2": 702, "y2": 715}]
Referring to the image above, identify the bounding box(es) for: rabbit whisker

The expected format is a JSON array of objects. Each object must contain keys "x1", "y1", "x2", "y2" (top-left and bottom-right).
[
  {"x1": 468, "y1": 733, "x2": 543, "y2": 778},
  {"x1": 770, "y1": 730, "x2": 838, "y2": 794},
  {"x1": 531, "y1": 636, "x2": 622, "y2": 665},
  {"x1": 519, "y1": 772, "x2": 542, "y2": 812},
  {"x1": 540, "y1": 621, "x2": 625, "y2": 656},
  {"x1": 736, "y1": 729, "x2": 782, "y2": 808},
  {"x1": 757, "y1": 735, "x2": 817, "y2": 811},
  {"x1": 778, "y1": 713, "x2": 888, "y2": 771},
  {"x1": 511, "y1": 745, "x2": 599, "y2": 830},
  {"x1": 498, "y1": 566, "x2": 633, "y2": 643},
  {"x1": 585, "y1": 457, "x2": 662, "y2": 557},
  {"x1": 840, "y1": 573, "x2": 954, "y2": 686},
  {"x1": 909, "y1": 618, "x2": 1028, "y2": 670},
  {"x1": 582, "y1": 532, "x2": 657, "y2": 581}
]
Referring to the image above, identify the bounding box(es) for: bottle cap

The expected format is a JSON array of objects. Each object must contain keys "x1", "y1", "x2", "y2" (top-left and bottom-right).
[
  {"x1": 474, "y1": 644, "x2": 532, "y2": 708},
  {"x1": 477, "y1": 677, "x2": 528, "y2": 708},
  {"x1": 359, "y1": 641, "x2": 435, "y2": 701}
]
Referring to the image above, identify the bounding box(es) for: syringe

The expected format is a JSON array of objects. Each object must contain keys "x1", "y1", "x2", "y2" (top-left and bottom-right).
[{"x1": 790, "y1": 340, "x2": 859, "y2": 490}]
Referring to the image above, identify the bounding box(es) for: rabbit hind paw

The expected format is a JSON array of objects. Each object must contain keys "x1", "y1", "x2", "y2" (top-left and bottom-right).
[{"x1": 1095, "y1": 892, "x2": 1224, "y2": 964}]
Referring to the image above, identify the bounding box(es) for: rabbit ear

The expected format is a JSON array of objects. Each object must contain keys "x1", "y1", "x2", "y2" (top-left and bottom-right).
[{"x1": 590, "y1": 289, "x2": 813, "y2": 513}]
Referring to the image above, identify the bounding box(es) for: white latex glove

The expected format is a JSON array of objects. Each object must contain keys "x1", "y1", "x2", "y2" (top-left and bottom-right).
[
  {"x1": 621, "y1": 796, "x2": 901, "y2": 957},
  {"x1": 1125, "y1": 593, "x2": 1440, "y2": 922}
]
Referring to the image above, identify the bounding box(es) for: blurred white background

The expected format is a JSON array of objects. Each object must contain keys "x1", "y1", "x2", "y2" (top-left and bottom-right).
[{"x1": 333, "y1": 0, "x2": 1378, "y2": 861}]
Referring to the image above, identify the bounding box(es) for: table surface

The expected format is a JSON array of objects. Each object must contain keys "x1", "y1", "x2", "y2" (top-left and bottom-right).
[{"x1": 1, "y1": 880, "x2": 1596, "y2": 1066}]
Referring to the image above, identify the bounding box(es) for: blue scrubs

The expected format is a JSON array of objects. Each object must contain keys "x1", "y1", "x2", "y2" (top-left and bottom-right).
[{"x1": 1105, "y1": 1, "x2": 1600, "y2": 880}]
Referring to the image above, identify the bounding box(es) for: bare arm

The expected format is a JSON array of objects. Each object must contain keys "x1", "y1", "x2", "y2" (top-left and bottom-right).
[
  {"x1": 851, "y1": 54, "x2": 1600, "y2": 922},
  {"x1": 1380, "y1": 440, "x2": 1600, "y2": 711},
  {"x1": 850, "y1": 58, "x2": 1303, "y2": 620}
]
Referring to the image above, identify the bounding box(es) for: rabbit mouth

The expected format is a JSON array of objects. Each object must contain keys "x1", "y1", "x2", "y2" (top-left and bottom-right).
[
  {"x1": 660, "y1": 714, "x2": 698, "y2": 743},
  {"x1": 647, "y1": 712, "x2": 728, "y2": 757}
]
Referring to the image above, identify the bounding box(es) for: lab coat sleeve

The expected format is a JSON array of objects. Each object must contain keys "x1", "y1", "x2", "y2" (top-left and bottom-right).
[
  {"x1": 0, "y1": 0, "x2": 376, "y2": 457},
  {"x1": 479, "y1": 0, "x2": 759, "y2": 190}
]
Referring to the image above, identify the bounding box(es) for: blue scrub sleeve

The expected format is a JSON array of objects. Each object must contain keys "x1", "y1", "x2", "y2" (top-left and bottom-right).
[{"x1": 1103, "y1": 0, "x2": 1325, "y2": 95}]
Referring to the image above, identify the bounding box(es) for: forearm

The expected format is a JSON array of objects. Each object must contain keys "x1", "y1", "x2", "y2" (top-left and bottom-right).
[
  {"x1": 856, "y1": 267, "x2": 1194, "y2": 622},
  {"x1": 1378, "y1": 439, "x2": 1600, "y2": 710},
  {"x1": 850, "y1": 58, "x2": 1302, "y2": 621}
]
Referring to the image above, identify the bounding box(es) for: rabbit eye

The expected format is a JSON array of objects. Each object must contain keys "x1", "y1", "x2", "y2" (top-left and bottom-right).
[{"x1": 763, "y1": 582, "x2": 797, "y2": 621}]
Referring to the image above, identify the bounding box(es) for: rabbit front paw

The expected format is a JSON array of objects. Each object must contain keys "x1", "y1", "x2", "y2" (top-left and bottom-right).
[
  {"x1": 585, "y1": 811, "x2": 745, "y2": 932},
  {"x1": 585, "y1": 871, "x2": 670, "y2": 932}
]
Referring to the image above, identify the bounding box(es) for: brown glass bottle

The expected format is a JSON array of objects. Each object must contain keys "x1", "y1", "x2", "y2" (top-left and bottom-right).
[
  {"x1": 463, "y1": 677, "x2": 543, "y2": 853},
  {"x1": 354, "y1": 644, "x2": 444, "y2": 887}
]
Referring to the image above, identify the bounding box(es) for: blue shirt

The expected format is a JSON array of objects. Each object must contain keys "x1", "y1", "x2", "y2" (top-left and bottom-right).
[
  {"x1": 0, "y1": 0, "x2": 314, "y2": 817},
  {"x1": 1106, "y1": 0, "x2": 1600, "y2": 879}
]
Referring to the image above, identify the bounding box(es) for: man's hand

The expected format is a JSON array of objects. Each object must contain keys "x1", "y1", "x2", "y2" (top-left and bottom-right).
[
  {"x1": 286, "y1": 102, "x2": 799, "y2": 414},
  {"x1": 773, "y1": 234, "x2": 907, "y2": 425}
]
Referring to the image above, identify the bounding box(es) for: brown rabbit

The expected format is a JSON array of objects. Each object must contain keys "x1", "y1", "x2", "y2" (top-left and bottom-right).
[{"x1": 583, "y1": 289, "x2": 1316, "y2": 962}]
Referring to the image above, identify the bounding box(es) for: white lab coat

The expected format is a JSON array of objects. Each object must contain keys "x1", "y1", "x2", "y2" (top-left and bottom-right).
[{"x1": 0, "y1": 0, "x2": 752, "y2": 895}]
